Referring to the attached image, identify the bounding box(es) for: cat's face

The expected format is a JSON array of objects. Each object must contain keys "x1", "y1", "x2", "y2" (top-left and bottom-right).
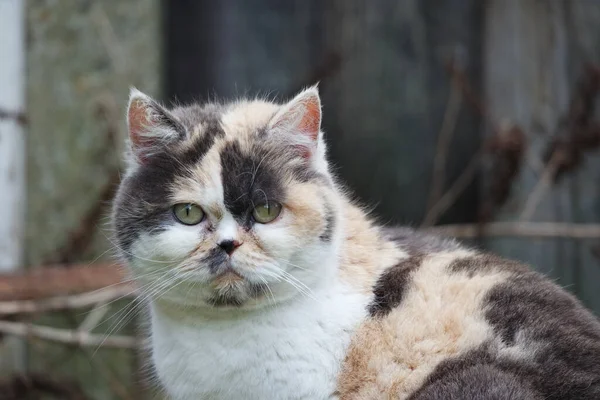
[{"x1": 112, "y1": 87, "x2": 340, "y2": 309}]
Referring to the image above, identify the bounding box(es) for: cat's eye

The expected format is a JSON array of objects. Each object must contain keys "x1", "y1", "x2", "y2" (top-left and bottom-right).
[
  {"x1": 252, "y1": 202, "x2": 282, "y2": 224},
  {"x1": 173, "y1": 203, "x2": 205, "y2": 225}
]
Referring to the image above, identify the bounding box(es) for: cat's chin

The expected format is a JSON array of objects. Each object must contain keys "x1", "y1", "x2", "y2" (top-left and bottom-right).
[
  {"x1": 204, "y1": 270, "x2": 266, "y2": 308},
  {"x1": 151, "y1": 285, "x2": 267, "y2": 313}
]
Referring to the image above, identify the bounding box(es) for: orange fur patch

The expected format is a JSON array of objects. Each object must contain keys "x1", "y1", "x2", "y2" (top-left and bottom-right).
[
  {"x1": 338, "y1": 201, "x2": 406, "y2": 293},
  {"x1": 337, "y1": 251, "x2": 509, "y2": 399},
  {"x1": 284, "y1": 182, "x2": 330, "y2": 238}
]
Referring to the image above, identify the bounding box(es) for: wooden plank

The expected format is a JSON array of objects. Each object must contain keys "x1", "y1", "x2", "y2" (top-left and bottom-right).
[
  {"x1": 322, "y1": 0, "x2": 482, "y2": 224},
  {"x1": 0, "y1": 263, "x2": 126, "y2": 301},
  {"x1": 166, "y1": 0, "x2": 320, "y2": 102},
  {"x1": 483, "y1": 1, "x2": 600, "y2": 313},
  {"x1": 563, "y1": 1, "x2": 600, "y2": 312}
]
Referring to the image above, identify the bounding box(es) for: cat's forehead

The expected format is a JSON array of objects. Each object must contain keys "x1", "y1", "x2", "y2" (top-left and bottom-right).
[
  {"x1": 167, "y1": 100, "x2": 293, "y2": 218},
  {"x1": 221, "y1": 101, "x2": 280, "y2": 138},
  {"x1": 171, "y1": 100, "x2": 280, "y2": 143}
]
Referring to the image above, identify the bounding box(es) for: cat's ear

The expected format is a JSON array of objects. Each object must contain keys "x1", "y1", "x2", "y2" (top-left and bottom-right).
[
  {"x1": 268, "y1": 86, "x2": 322, "y2": 158},
  {"x1": 126, "y1": 88, "x2": 186, "y2": 164}
]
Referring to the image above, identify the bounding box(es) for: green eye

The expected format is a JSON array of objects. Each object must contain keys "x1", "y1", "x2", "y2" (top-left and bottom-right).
[
  {"x1": 173, "y1": 203, "x2": 204, "y2": 225},
  {"x1": 252, "y1": 202, "x2": 282, "y2": 224}
]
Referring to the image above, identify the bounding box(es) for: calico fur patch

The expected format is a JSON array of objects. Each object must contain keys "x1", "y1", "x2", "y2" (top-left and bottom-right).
[{"x1": 339, "y1": 252, "x2": 600, "y2": 399}]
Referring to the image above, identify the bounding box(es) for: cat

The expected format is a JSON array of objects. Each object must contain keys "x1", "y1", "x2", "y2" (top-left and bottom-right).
[{"x1": 112, "y1": 86, "x2": 600, "y2": 399}]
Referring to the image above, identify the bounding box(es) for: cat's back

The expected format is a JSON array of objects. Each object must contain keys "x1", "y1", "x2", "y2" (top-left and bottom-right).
[{"x1": 337, "y1": 227, "x2": 600, "y2": 399}]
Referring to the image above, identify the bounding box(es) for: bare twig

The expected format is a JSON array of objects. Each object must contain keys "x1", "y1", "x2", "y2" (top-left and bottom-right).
[
  {"x1": 428, "y1": 222, "x2": 600, "y2": 239},
  {"x1": 542, "y1": 65, "x2": 600, "y2": 179},
  {"x1": 50, "y1": 96, "x2": 122, "y2": 264},
  {"x1": 422, "y1": 62, "x2": 521, "y2": 228},
  {"x1": 479, "y1": 124, "x2": 527, "y2": 223},
  {"x1": 519, "y1": 151, "x2": 561, "y2": 221},
  {"x1": 78, "y1": 302, "x2": 112, "y2": 333},
  {"x1": 446, "y1": 60, "x2": 495, "y2": 128},
  {"x1": 426, "y1": 60, "x2": 464, "y2": 212},
  {"x1": 0, "y1": 320, "x2": 138, "y2": 348},
  {"x1": 47, "y1": 5, "x2": 128, "y2": 264},
  {"x1": 421, "y1": 150, "x2": 483, "y2": 227},
  {"x1": 518, "y1": 66, "x2": 600, "y2": 221},
  {"x1": 0, "y1": 286, "x2": 134, "y2": 316}
]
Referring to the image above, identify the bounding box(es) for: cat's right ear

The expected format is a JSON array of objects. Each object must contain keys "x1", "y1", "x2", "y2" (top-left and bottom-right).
[{"x1": 126, "y1": 88, "x2": 186, "y2": 164}]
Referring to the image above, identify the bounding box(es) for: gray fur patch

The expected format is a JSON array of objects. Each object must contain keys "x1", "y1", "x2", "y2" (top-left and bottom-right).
[
  {"x1": 382, "y1": 227, "x2": 462, "y2": 257},
  {"x1": 171, "y1": 103, "x2": 224, "y2": 134},
  {"x1": 368, "y1": 256, "x2": 423, "y2": 317},
  {"x1": 367, "y1": 228, "x2": 461, "y2": 317},
  {"x1": 409, "y1": 348, "x2": 543, "y2": 400},
  {"x1": 449, "y1": 254, "x2": 528, "y2": 277},
  {"x1": 219, "y1": 140, "x2": 287, "y2": 229},
  {"x1": 113, "y1": 103, "x2": 225, "y2": 254},
  {"x1": 319, "y1": 200, "x2": 336, "y2": 242},
  {"x1": 414, "y1": 255, "x2": 600, "y2": 399}
]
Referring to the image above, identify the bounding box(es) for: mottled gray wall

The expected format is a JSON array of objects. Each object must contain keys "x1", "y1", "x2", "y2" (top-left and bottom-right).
[
  {"x1": 167, "y1": 1, "x2": 320, "y2": 102},
  {"x1": 322, "y1": 0, "x2": 482, "y2": 224},
  {"x1": 567, "y1": 0, "x2": 600, "y2": 316},
  {"x1": 484, "y1": 1, "x2": 600, "y2": 313},
  {"x1": 25, "y1": 2, "x2": 161, "y2": 399},
  {"x1": 26, "y1": 0, "x2": 161, "y2": 266}
]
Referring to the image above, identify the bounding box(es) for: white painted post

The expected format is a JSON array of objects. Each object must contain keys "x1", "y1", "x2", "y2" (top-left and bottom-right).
[
  {"x1": 0, "y1": 0, "x2": 25, "y2": 272},
  {"x1": 0, "y1": 0, "x2": 26, "y2": 372}
]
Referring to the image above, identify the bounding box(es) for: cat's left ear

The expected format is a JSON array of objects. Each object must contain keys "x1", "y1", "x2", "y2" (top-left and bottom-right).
[
  {"x1": 126, "y1": 88, "x2": 186, "y2": 165},
  {"x1": 268, "y1": 85, "x2": 322, "y2": 158}
]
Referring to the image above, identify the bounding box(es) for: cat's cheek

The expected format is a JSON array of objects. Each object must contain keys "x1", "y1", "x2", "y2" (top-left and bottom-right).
[
  {"x1": 252, "y1": 222, "x2": 297, "y2": 259},
  {"x1": 154, "y1": 225, "x2": 206, "y2": 259},
  {"x1": 130, "y1": 225, "x2": 204, "y2": 267}
]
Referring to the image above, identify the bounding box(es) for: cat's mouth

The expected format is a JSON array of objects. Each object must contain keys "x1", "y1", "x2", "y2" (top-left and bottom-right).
[
  {"x1": 206, "y1": 269, "x2": 267, "y2": 308},
  {"x1": 211, "y1": 269, "x2": 245, "y2": 288}
]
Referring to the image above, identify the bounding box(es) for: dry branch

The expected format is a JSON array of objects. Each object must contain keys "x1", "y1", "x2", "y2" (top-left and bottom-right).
[
  {"x1": 428, "y1": 222, "x2": 600, "y2": 239},
  {"x1": 446, "y1": 59, "x2": 494, "y2": 127},
  {"x1": 543, "y1": 64, "x2": 600, "y2": 179},
  {"x1": 78, "y1": 301, "x2": 112, "y2": 333},
  {"x1": 0, "y1": 263, "x2": 126, "y2": 301},
  {"x1": 0, "y1": 320, "x2": 138, "y2": 349},
  {"x1": 421, "y1": 151, "x2": 482, "y2": 227},
  {"x1": 519, "y1": 152, "x2": 561, "y2": 221},
  {"x1": 426, "y1": 56, "x2": 464, "y2": 213},
  {"x1": 50, "y1": 96, "x2": 122, "y2": 264},
  {"x1": 0, "y1": 286, "x2": 134, "y2": 316}
]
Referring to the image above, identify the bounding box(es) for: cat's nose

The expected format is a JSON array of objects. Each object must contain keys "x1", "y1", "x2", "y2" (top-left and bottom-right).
[{"x1": 218, "y1": 239, "x2": 242, "y2": 255}]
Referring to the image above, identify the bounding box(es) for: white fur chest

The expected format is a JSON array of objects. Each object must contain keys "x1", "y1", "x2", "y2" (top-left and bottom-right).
[{"x1": 150, "y1": 283, "x2": 369, "y2": 400}]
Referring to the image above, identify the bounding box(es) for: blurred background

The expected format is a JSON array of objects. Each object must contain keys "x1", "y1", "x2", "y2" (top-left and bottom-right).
[{"x1": 1, "y1": 1, "x2": 600, "y2": 399}]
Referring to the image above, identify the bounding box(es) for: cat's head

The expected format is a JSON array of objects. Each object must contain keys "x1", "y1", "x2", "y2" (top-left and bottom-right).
[{"x1": 112, "y1": 87, "x2": 341, "y2": 309}]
